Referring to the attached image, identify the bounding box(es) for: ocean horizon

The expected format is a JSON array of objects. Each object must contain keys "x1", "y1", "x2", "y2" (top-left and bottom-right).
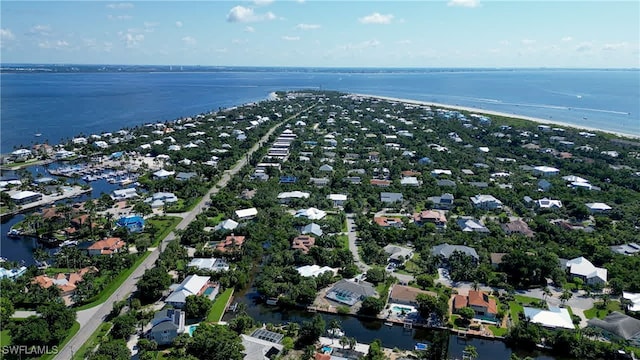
[{"x1": 1, "y1": 68, "x2": 638, "y2": 152}]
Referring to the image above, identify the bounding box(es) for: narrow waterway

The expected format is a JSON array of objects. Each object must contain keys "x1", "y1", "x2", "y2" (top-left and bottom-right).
[{"x1": 224, "y1": 287, "x2": 557, "y2": 360}]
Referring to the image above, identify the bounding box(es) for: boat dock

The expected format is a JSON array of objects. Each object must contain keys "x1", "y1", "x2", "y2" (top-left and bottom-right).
[{"x1": 0, "y1": 186, "x2": 92, "y2": 219}]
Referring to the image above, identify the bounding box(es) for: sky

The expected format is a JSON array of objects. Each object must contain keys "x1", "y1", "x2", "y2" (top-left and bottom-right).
[{"x1": 1, "y1": 1, "x2": 639, "y2": 68}]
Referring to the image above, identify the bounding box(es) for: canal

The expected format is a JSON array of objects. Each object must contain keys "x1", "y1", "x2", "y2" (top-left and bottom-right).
[{"x1": 224, "y1": 286, "x2": 557, "y2": 360}]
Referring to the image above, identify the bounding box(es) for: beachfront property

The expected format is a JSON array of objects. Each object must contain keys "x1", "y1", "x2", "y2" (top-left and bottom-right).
[
  {"x1": 165, "y1": 274, "x2": 218, "y2": 308},
  {"x1": 524, "y1": 306, "x2": 574, "y2": 330},
  {"x1": 0, "y1": 266, "x2": 27, "y2": 280}
]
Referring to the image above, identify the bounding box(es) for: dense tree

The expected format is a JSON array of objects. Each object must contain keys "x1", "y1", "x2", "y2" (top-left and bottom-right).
[
  {"x1": 364, "y1": 339, "x2": 388, "y2": 360},
  {"x1": 359, "y1": 297, "x2": 385, "y2": 316},
  {"x1": 0, "y1": 297, "x2": 15, "y2": 325},
  {"x1": 137, "y1": 266, "x2": 172, "y2": 303},
  {"x1": 186, "y1": 324, "x2": 244, "y2": 360},
  {"x1": 184, "y1": 295, "x2": 213, "y2": 319},
  {"x1": 110, "y1": 313, "x2": 137, "y2": 340},
  {"x1": 297, "y1": 314, "x2": 325, "y2": 346},
  {"x1": 89, "y1": 340, "x2": 131, "y2": 360}
]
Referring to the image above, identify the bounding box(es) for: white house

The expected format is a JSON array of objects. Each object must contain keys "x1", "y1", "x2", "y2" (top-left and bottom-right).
[
  {"x1": 431, "y1": 169, "x2": 452, "y2": 177},
  {"x1": 296, "y1": 265, "x2": 337, "y2": 278},
  {"x1": 470, "y1": 194, "x2": 503, "y2": 210},
  {"x1": 535, "y1": 198, "x2": 563, "y2": 209},
  {"x1": 214, "y1": 219, "x2": 239, "y2": 232},
  {"x1": 586, "y1": 202, "x2": 612, "y2": 214},
  {"x1": 277, "y1": 191, "x2": 310, "y2": 203},
  {"x1": 565, "y1": 257, "x2": 607, "y2": 286},
  {"x1": 533, "y1": 166, "x2": 560, "y2": 177},
  {"x1": 295, "y1": 207, "x2": 327, "y2": 220},
  {"x1": 112, "y1": 188, "x2": 138, "y2": 200},
  {"x1": 145, "y1": 192, "x2": 178, "y2": 208},
  {"x1": 400, "y1": 177, "x2": 421, "y2": 186},
  {"x1": 187, "y1": 258, "x2": 230, "y2": 272},
  {"x1": 326, "y1": 194, "x2": 347, "y2": 207},
  {"x1": 623, "y1": 292, "x2": 640, "y2": 312},
  {"x1": 165, "y1": 275, "x2": 215, "y2": 308},
  {"x1": 235, "y1": 207, "x2": 258, "y2": 220},
  {"x1": 524, "y1": 306, "x2": 574, "y2": 329},
  {"x1": 153, "y1": 169, "x2": 175, "y2": 179}
]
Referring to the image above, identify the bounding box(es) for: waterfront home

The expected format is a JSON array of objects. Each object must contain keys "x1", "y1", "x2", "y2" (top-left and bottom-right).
[
  {"x1": 235, "y1": 207, "x2": 258, "y2": 220},
  {"x1": 87, "y1": 237, "x2": 126, "y2": 256},
  {"x1": 501, "y1": 219, "x2": 534, "y2": 238},
  {"x1": 523, "y1": 306, "x2": 574, "y2": 329},
  {"x1": 588, "y1": 312, "x2": 640, "y2": 346},
  {"x1": 292, "y1": 235, "x2": 316, "y2": 254},
  {"x1": 431, "y1": 243, "x2": 479, "y2": 262},
  {"x1": 112, "y1": 188, "x2": 138, "y2": 201},
  {"x1": 564, "y1": 256, "x2": 607, "y2": 286},
  {"x1": 327, "y1": 194, "x2": 347, "y2": 207},
  {"x1": 585, "y1": 202, "x2": 612, "y2": 214},
  {"x1": 148, "y1": 308, "x2": 186, "y2": 346},
  {"x1": 10, "y1": 148, "x2": 33, "y2": 161},
  {"x1": 453, "y1": 290, "x2": 497, "y2": 320},
  {"x1": 214, "y1": 219, "x2": 239, "y2": 232},
  {"x1": 0, "y1": 266, "x2": 27, "y2": 280},
  {"x1": 470, "y1": 194, "x2": 503, "y2": 210},
  {"x1": 165, "y1": 275, "x2": 217, "y2": 308},
  {"x1": 388, "y1": 285, "x2": 436, "y2": 307},
  {"x1": 383, "y1": 245, "x2": 413, "y2": 265},
  {"x1": 413, "y1": 210, "x2": 447, "y2": 229},
  {"x1": 32, "y1": 266, "x2": 97, "y2": 298},
  {"x1": 296, "y1": 265, "x2": 337, "y2": 278},
  {"x1": 241, "y1": 333, "x2": 284, "y2": 360},
  {"x1": 325, "y1": 279, "x2": 377, "y2": 306},
  {"x1": 116, "y1": 215, "x2": 145, "y2": 232},
  {"x1": 214, "y1": 234, "x2": 245, "y2": 253},
  {"x1": 456, "y1": 217, "x2": 489, "y2": 233},
  {"x1": 295, "y1": 207, "x2": 327, "y2": 220},
  {"x1": 10, "y1": 191, "x2": 43, "y2": 205},
  {"x1": 427, "y1": 193, "x2": 455, "y2": 210},
  {"x1": 380, "y1": 192, "x2": 403, "y2": 204},
  {"x1": 187, "y1": 258, "x2": 230, "y2": 272},
  {"x1": 301, "y1": 223, "x2": 323, "y2": 237},
  {"x1": 145, "y1": 192, "x2": 178, "y2": 208}
]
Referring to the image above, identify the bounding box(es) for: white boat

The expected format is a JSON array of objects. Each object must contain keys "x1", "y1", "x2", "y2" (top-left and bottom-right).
[
  {"x1": 35, "y1": 133, "x2": 42, "y2": 137},
  {"x1": 327, "y1": 328, "x2": 344, "y2": 337},
  {"x1": 60, "y1": 240, "x2": 78, "y2": 247}
]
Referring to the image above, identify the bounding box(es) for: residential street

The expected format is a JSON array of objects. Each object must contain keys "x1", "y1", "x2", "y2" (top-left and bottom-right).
[{"x1": 53, "y1": 108, "x2": 311, "y2": 360}]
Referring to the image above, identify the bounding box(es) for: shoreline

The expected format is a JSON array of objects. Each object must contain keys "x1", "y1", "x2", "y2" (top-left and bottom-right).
[{"x1": 352, "y1": 93, "x2": 640, "y2": 139}]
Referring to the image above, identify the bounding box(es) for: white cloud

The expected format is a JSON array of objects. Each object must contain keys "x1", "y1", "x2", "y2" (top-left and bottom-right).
[
  {"x1": 38, "y1": 40, "x2": 70, "y2": 49},
  {"x1": 359, "y1": 13, "x2": 394, "y2": 24},
  {"x1": 182, "y1": 36, "x2": 197, "y2": 46},
  {"x1": 338, "y1": 39, "x2": 381, "y2": 51},
  {"x1": 0, "y1": 28, "x2": 15, "y2": 41},
  {"x1": 27, "y1": 25, "x2": 52, "y2": 36},
  {"x1": 245, "y1": 26, "x2": 255, "y2": 32},
  {"x1": 103, "y1": 41, "x2": 113, "y2": 52},
  {"x1": 143, "y1": 22, "x2": 159, "y2": 33},
  {"x1": 107, "y1": 15, "x2": 132, "y2": 20},
  {"x1": 176, "y1": 21, "x2": 183, "y2": 28},
  {"x1": 447, "y1": 0, "x2": 480, "y2": 8},
  {"x1": 226, "y1": 6, "x2": 276, "y2": 23},
  {"x1": 107, "y1": 3, "x2": 134, "y2": 9},
  {"x1": 603, "y1": 42, "x2": 628, "y2": 51},
  {"x1": 397, "y1": 39, "x2": 412, "y2": 45},
  {"x1": 119, "y1": 31, "x2": 144, "y2": 48},
  {"x1": 282, "y1": 36, "x2": 300, "y2": 41},
  {"x1": 499, "y1": 40, "x2": 510, "y2": 46},
  {"x1": 296, "y1": 23, "x2": 320, "y2": 30},
  {"x1": 561, "y1": 36, "x2": 573, "y2": 42},
  {"x1": 521, "y1": 39, "x2": 536, "y2": 45},
  {"x1": 253, "y1": 0, "x2": 274, "y2": 5},
  {"x1": 575, "y1": 42, "x2": 593, "y2": 52},
  {"x1": 232, "y1": 38, "x2": 248, "y2": 45}
]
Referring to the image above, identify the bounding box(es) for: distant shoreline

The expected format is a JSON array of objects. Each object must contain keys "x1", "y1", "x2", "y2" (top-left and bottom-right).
[{"x1": 353, "y1": 93, "x2": 640, "y2": 140}]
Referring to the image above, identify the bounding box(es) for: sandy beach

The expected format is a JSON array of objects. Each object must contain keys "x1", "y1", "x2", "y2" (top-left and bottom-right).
[{"x1": 353, "y1": 93, "x2": 640, "y2": 140}]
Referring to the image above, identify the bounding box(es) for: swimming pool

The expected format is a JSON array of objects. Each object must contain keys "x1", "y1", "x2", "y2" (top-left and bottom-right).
[
  {"x1": 187, "y1": 324, "x2": 199, "y2": 336},
  {"x1": 392, "y1": 305, "x2": 413, "y2": 313},
  {"x1": 203, "y1": 287, "x2": 215, "y2": 296},
  {"x1": 321, "y1": 346, "x2": 332, "y2": 354}
]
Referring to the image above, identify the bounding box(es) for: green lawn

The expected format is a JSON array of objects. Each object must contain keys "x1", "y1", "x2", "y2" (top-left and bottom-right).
[
  {"x1": 584, "y1": 301, "x2": 622, "y2": 319},
  {"x1": 337, "y1": 235, "x2": 348, "y2": 250},
  {"x1": 0, "y1": 329, "x2": 10, "y2": 346},
  {"x1": 147, "y1": 216, "x2": 182, "y2": 246},
  {"x1": 489, "y1": 325, "x2": 508, "y2": 337},
  {"x1": 508, "y1": 301, "x2": 524, "y2": 324},
  {"x1": 72, "y1": 322, "x2": 112, "y2": 360},
  {"x1": 40, "y1": 321, "x2": 80, "y2": 360},
  {"x1": 207, "y1": 288, "x2": 233, "y2": 323},
  {"x1": 208, "y1": 213, "x2": 225, "y2": 226}
]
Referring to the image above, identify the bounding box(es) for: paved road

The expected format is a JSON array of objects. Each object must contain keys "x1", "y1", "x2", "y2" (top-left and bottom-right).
[{"x1": 54, "y1": 107, "x2": 312, "y2": 360}]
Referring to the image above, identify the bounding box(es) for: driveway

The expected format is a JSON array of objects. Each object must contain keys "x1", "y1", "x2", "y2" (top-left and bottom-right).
[{"x1": 346, "y1": 213, "x2": 370, "y2": 273}]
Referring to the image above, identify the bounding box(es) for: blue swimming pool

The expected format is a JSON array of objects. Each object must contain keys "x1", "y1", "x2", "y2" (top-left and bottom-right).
[
  {"x1": 203, "y1": 287, "x2": 215, "y2": 296},
  {"x1": 321, "y1": 346, "x2": 332, "y2": 354},
  {"x1": 187, "y1": 324, "x2": 199, "y2": 336}
]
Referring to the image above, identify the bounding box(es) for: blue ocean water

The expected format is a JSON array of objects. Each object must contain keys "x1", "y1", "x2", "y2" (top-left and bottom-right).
[{"x1": 1, "y1": 69, "x2": 639, "y2": 153}]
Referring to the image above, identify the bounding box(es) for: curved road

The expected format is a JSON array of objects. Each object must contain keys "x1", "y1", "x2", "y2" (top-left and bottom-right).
[{"x1": 55, "y1": 107, "x2": 313, "y2": 360}]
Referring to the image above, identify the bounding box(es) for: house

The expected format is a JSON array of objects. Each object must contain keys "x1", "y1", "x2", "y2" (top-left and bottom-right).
[
  {"x1": 145, "y1": 192, "x2": 178, "y2": 208},
  {"x1": 279, "y1": 176, "x2": 298, "y2": 184},
  {"x1": 116, "y1": 215, "x2": 145, "y2": 232},
  {"x1": 413, "y1": 210, "x2": 447, "y2": 229},
  {"x1": 319, "y1": 164, "x2": 334, "y2": 172},
  {"x1": 490, "y1": 253, "x2": 507, "y2": 269},
  {"x1": 277, "y1": 191, "x2": 310, "y2": 203},
  {"x1": 453, "y1": 290, "x2": 497, "y2": 319},
  {"x1": 383, "y1": 245, "x2": 413, "y2": 264},
  {"x1": 325, "y1": 279, "x2": 377, "y2": 306},
  {"x1": 400, "y1": 177, "x2": 421, "y2": 187},
  {"x1": 32, "y1": 267, "x2": 97, "y2": 297},
  {"x1": 428, "y1": 193, "x2": 455, "y2": 210},
  {"x1": 588, "y1": 312, "x2": 640, "y2": 346},
  {"x1": 292, "y1": 235, "x2": 316, "y2": 254},
  {"x1": 148, "y1": 308, "x2": 186, "y2": 346},
  {"x1": 295, "y1": 207, "x2": 327, "y2": 220},
  {"x1": 535, "y1": 198, "x2": 563, "y2": 209},
  {"x1": 327, "y1": 194, "x2": 348, "y2": 207},
  {"x1": 165, "y1": 275, "x2": 216, "y2": 308},
  {"x1": 374, "y1": 216, "x2": 404, "y2": 228},
  {"x1": 235, "y1": 207, "x2": 258, "y2": 220},
  {"x1": 456, "y1": 218, "x2": 489, "y2": 233},
  {"x1": 0, "y1": 266, "x2": 27, "y2": 280},
  {"x1": 301, "y1": 223, "x2": 323, "y2": 237},
  {"x1": 469, "y1": 181, "x2": 489, "y2": 188},
  {"x1": 533, "y1": 166, "x2": 560, "y2": 177},
  {"x1": 565, "y1": 256, "x2": 607, "y2": 285},
  {"x1": 241, "y1": 333, "x2": 284, "y2": 360},
  {"x1": 153, "y1": 169, "x2": 175, "y2": 179},
  {"x1": 370, "y1": 179, "x2": 392, "y2": 187},
  {"x1": 176, "y1": 172, "x2": 197, "y2": 181},
  {"x1": 524, "y1": 306, "x2": 574, "y2": 329},
  {"x1": 431, "y1": 169, "x2": 452, "y2": 177},
  {"x1": 215, "y1": 234, "x2": 246, "y2": 253},
  {"x1": 214, "y1": 219, "x2": 239, "y2": 232},
  {"x1": 537, "y1": 179, "x2": 552, "y2": 191},
  {"x1": 502, "y1": 219, "x2": 534, "y2": 237},
  {"x1": 431, "y1": 243, "x2": 479, "y2": 262},
  {"x1": 622, "y1": 292, "x2": 640, "y2": 312},
  {"x1": 343, "y1": 176, "x2": 362, "y2": 185},
  {"x1": 586, "y1": 202, "x2": 612, "y2": 214},
  {"x1": 470, "y1": 194, "x2": 503, "y2": 209},
  {"x1": 388, "y1": 284, "x2": 436, "y2": 307},
  {"x1": 436, "y1": 179, "x2": 456, "y2": 187},
  {"x1": 112, "y1": 188, "x2": 138, "y2": 200},
  {"x1": 380, "y1": 192, "x2": 403, "y2": 203},
  {"x1": 10, "y1": 191, "x2": 43, "y2": 205},
  {"x1": 610, "y1": 243, "x2": 640, "y2": 256},
  {"x1": 309, "y1": 177, "x2": 330, "y2": 187},
  {"x1": 296, "y1": 265, "x2": 337, "y2": 278},
  {"x1": 87, "y1": 237, "x2": 126, "y2": 256},
  {"x1": 187, "y1": 258, "x2": 230, "y2": 272}
]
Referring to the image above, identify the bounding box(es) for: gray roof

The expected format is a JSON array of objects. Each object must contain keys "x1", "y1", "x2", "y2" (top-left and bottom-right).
[
  {"x1": 588, "y1": 312, "x2": 640, "y2": 340},
  {"x1": 436, "y1": 179, "x2": 456, "y2": 187},
  {"x1": 431, "y1": 243, "x2": 479, "y2": 260},
  {"x1": 241, "y1": 334, "x2": 284, "y2": 360},
  {"x1": 384, "y1": 245, "x2": 413, "y2": 261},
  {"x1": 330, "y1": 279, "x2": 377, "y2": 299},
  {"x1": 302, "y1": 223, "x2": 323, "y2": 236},
  {"x1": 176, "y1": 172, "x2": 197, "y2": 180},
  {"x1": 380, "y1": 192, "x2": 403, "y2": 203},
  {"x1": 469, "y1": 182, "x2": 489, "y2": 188},
  {"x1": 250, "y1": 328, "x2": 284, "y2": 344},
  {"x1": 610, "y1": 243, "x2": 640, "y2": 255}
]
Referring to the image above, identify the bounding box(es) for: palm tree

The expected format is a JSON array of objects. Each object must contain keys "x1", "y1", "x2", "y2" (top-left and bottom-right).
[
  {"x1": 542, "y1": 286, "x2": 552, "y2": 300},
  {"x1": 339, "y1": 336, "x2": 348, "y2": 350},
  {"x1": 560, "y1": 288, "x2": 572, "y2": 305},
  {"x1": 348, "y1": 337, "x2": 356, "y2": 350},
  {"x1": 463, "y1": 345, "x2": 478, "y2": 360}
]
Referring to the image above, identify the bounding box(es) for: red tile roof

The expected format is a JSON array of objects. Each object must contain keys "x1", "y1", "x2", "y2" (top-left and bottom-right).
[
  {"x1": 87, "y1": 237, "x2": 126, "y2": 255},
  {"x1": 468, "y1": 290, "x2": 497, "y2": 315},
  {"x1": 292, "y1": 235, "x2": 316, "y2": 254},
  {"x1": 216, "y1": 235, "x2": 246, "y2": 253}
]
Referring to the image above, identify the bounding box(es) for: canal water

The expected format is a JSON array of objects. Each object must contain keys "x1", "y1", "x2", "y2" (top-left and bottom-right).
[
  {"x1": 224, "y1": 287, "x2": 557, "y2": 360},
  {"x1": 0, "y1": 162, "x2": 121, "y2": 265}
]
